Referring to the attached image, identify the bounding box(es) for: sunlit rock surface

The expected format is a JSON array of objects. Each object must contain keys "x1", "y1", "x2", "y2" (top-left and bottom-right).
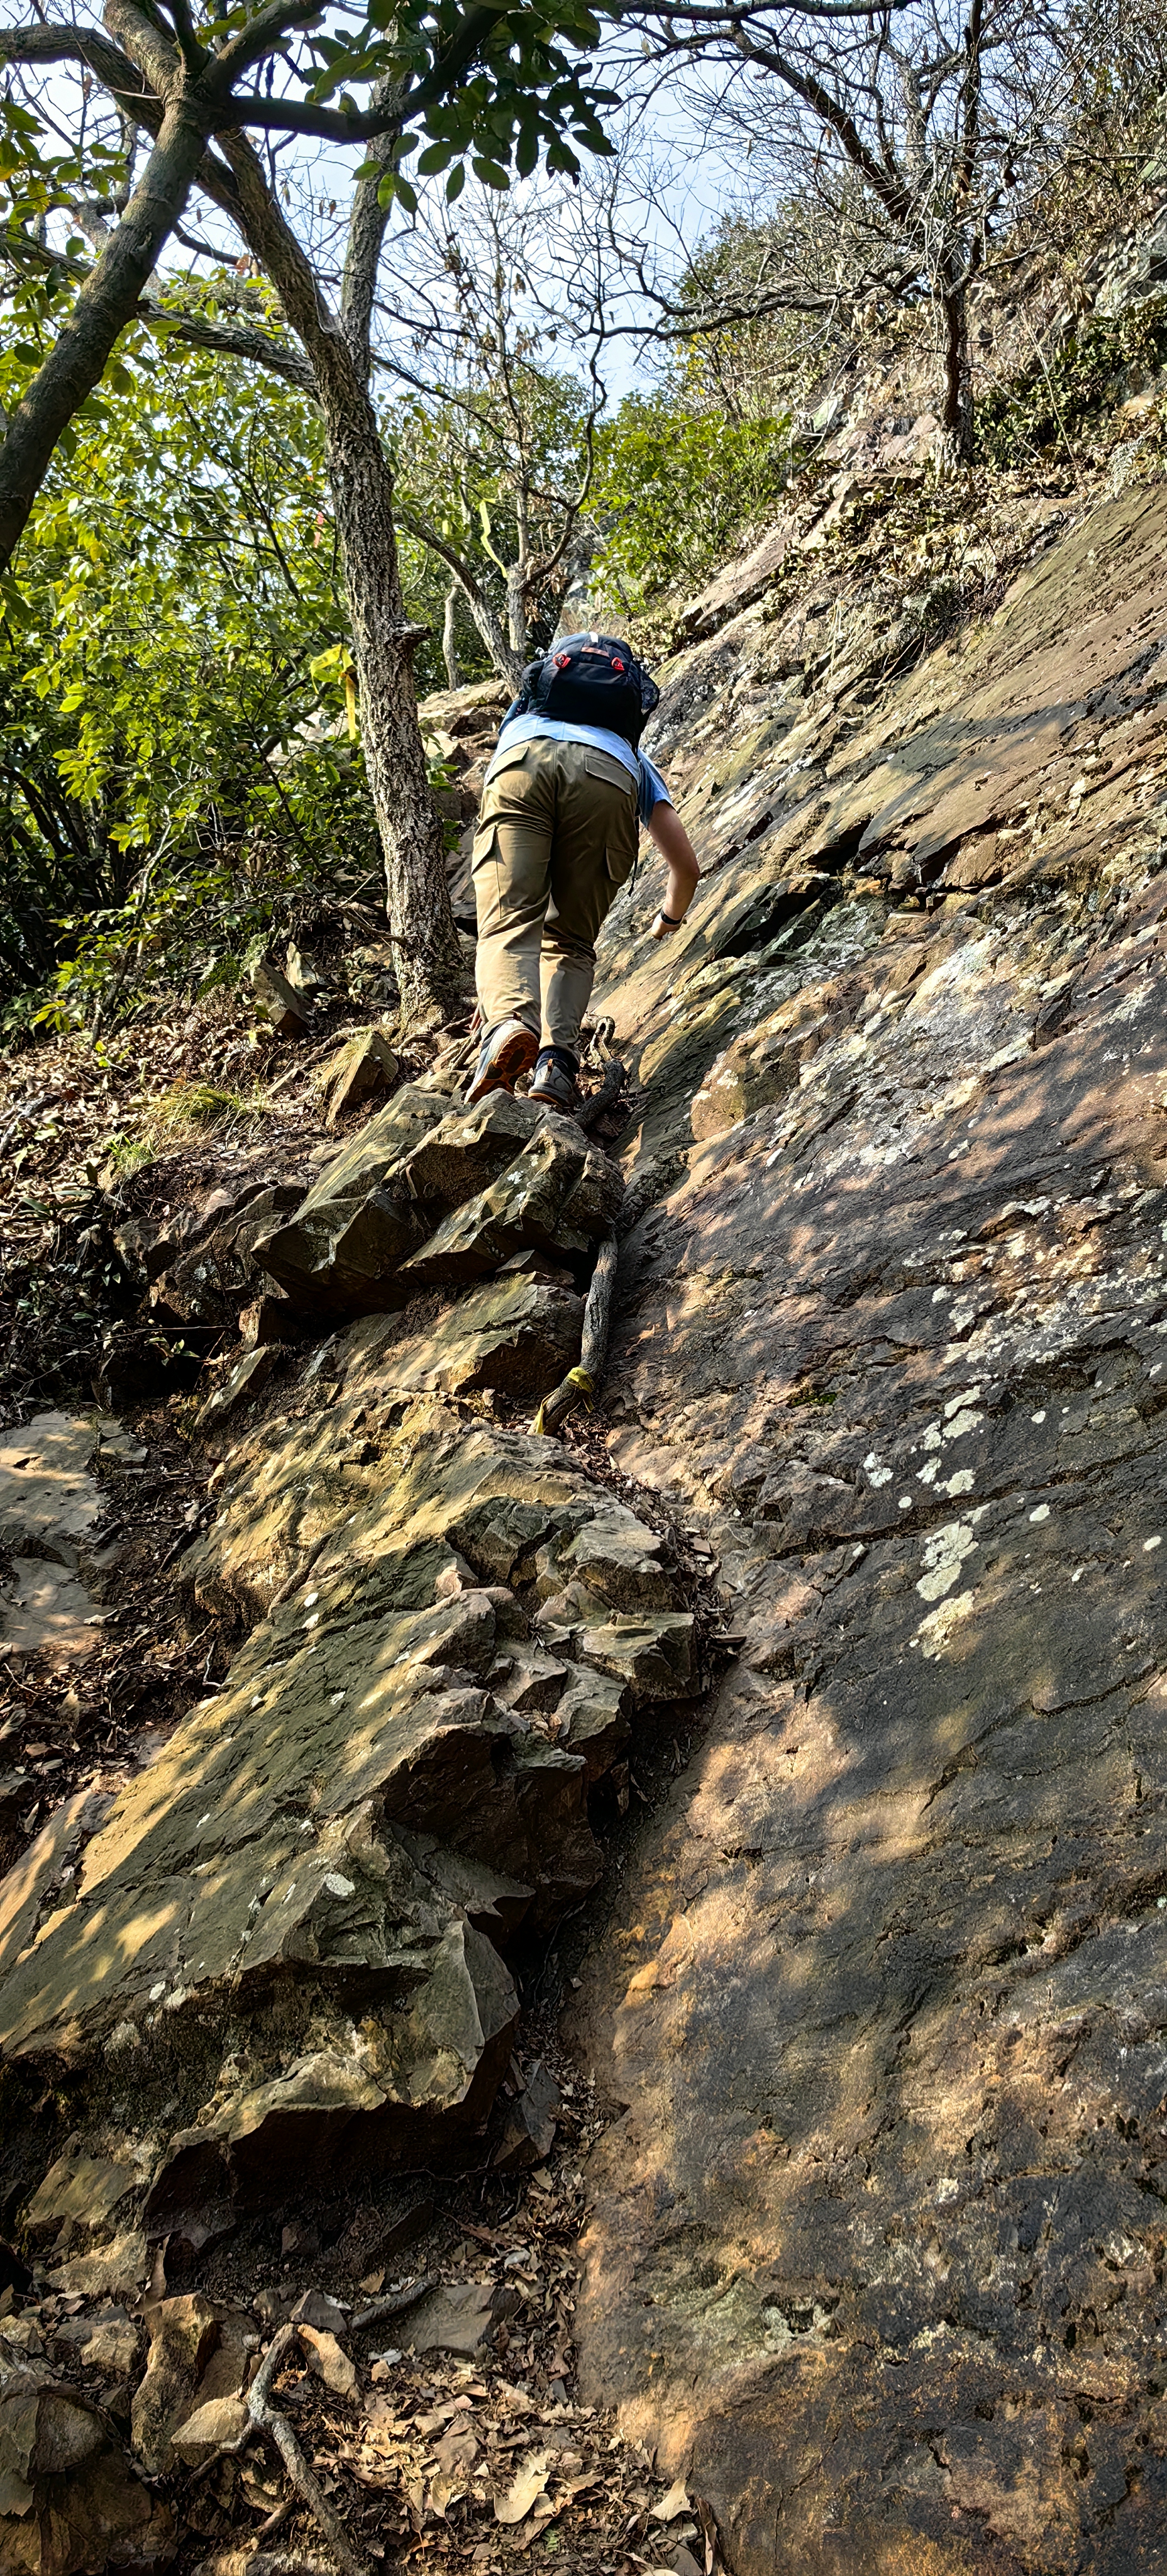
[
  {"x1": 568, "y1": 484, "x2": 1167, "y2": 2571},
  {"x1": 0, "y1": 1365, "x2": 697, "y2": 2246}
]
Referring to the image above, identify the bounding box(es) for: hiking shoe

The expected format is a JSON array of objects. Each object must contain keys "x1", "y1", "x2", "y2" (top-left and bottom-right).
[
  {"x1": 528, "y1": 1048, "x2": 580, "y2": 1113},
  {"x1": 467, "y1": 1018, "x2": 539, "y2": 1104}
]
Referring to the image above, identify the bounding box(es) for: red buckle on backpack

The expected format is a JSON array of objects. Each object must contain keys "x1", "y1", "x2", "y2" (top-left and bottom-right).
[
  {"x1": 612, "y1": 657, "x2": 626, "y2": 673},
  {"x1": 555, "y1": 652, "x2": 571, "y2": 669}
]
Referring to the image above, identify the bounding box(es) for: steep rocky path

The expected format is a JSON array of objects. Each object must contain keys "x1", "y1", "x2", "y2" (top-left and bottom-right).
[
  {"x1": 3, "y1": 468, "x2": 1167, "y2": 2576},
  {"x1": 565, "y1": 482, "x2": 1167, "y2": 2571}
]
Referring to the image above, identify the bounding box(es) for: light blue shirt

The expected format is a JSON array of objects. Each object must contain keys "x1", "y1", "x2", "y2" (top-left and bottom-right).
[{"x1": 490, "y1": 711, "x2": 672, "y2": 828}]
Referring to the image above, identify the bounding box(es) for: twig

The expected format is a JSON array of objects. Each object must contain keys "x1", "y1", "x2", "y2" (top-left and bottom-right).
[
  {"x1": 348, "y1": 2273, "x2": 438, "y2": 2334},
  {"x1": 532, "y1": 1227, "x2": 619, "y2": 1437},
  {"x1": 576, "y1": 1057, "x2": 626, "y2": 1135},
  {"x1": 255, "y1": 2499, "x2": 297, "y2": 2543},
  {"x1": 246, "y1": 2326, "x2": 370, "y2": 2576},
  {"x1": 194, "y1": 2554, "x2": 339, "y2": 2576}
]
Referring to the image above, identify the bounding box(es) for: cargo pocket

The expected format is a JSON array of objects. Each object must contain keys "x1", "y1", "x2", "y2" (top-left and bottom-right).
[
  {"x1": 585, "y1": 748, "x2": 636, "y2": 793},
  {"x1": 482, "y1": 740, "x2": 532, "y2": 787},
  {"x1": 604, "y1": 836, "x2": 637, "y2": 886},
  {"x1": 471, "y1": 820, "x2": 498, "y2": 870}
]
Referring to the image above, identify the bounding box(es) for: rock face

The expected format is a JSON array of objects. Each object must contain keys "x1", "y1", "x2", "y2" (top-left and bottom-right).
[
  {"x1": 0, "y1": 2346, "x2": 171, "y2": 2574},
  {"x1": 0, "y1": 1311, "x2": 697, "y2": 2245},
  {"x1": 253, "y1": 1087, "x2": 621, "y2": 1317},
  {"x1": 8, "y1": 467, "x2": 1167, "y2": 2576},
  {"x1": 565, "y1": 482, "x2": 1167, "y2": 2571}
]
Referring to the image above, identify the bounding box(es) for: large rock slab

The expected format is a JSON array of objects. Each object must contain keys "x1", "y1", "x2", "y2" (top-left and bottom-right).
[
  {"x1": 373, "y1": 1272, "x2": 584, "y2": 1399},
  {"x1": 0, "y1": 1413, "x2": 104, "y2": 1558},
  {"x1": 0, "y1": 1332, "x2": 699, "y2": 2248},
  {"x1": 252, "y1": 1084, "x2": 448, "y2": 1312},
  {"x1": 147, "y1": 1182, "x2": 304, "y2": 1329},
  {"x1": 400, "y1": 1126, "x2": 623, "y2": 1289},
  {"x1": 0, "y1": 1413, "x2": 111, "y2": 1665},
  {"x1": 253, "y1": 1085, "x2": 620, "y2": 1318},
  {"x1": 571, "y1": 487, "x2": 1167, "y2": 2573}
]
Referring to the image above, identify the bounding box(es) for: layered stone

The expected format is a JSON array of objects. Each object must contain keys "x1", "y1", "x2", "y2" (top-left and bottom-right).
[
  {"x1": 570, "y1": 484, "x2": 1167, "y2": 2575},
  {"x1": 254, "y1": 1087, "x2": 622, "y2": 1317},
  {"x1": 0, "y1": 1362, "x2": 697, "y2": 2245}
]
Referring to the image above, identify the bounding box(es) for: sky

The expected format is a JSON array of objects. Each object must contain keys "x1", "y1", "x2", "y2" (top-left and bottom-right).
[{"x1": 0, "y1": 4, "x2": 758, "y2": 409}]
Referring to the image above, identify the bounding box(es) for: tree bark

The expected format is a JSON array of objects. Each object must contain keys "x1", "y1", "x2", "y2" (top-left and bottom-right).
[
  {"x1": 0, "y1": 94, "x2": 208, "y2": 568},
  {"x1": 323, "y1": 384, "x2": 465, "y2": 1023},
  {"x1": 395, "y1": 505, "x2": 522, "y2": 687},
  {"x1": 218, "y1": 133, "x2": 464, "y2": 1028},
  {"x1": 442, "y1": 582, "x2": 461, "y2": 691},
  {"x1": 935, "y1": 272, "x2": 974, "y2": 474}
]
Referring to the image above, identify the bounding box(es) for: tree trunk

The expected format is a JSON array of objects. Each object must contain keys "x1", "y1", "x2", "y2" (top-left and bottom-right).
[
  {"x1": 0, "y1": 95, "x2": 207, "y2": 569},
  {"x1": 395, "y1": 507, "x2": 523, "y2": 689},
  {"x1": 218, "y1": 133, "x2": 464, "y2": 1031},
  {"x1": 320, "y1": 379, "x2": 465, "y2": 1028},
  {"x1": 934, "y1": 272, "x2": 975, "y2": 475},
  {"x1": 442, "y1": 580, "x2": 461, "y2": 691}
]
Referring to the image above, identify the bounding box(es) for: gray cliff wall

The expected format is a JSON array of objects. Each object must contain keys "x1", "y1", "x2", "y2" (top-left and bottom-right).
[{"x1": 568, "y1": 480, "x2": 1167, "y2": 2573}]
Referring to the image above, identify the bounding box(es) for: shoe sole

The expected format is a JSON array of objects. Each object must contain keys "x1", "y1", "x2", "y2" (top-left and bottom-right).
[{"x1": 466, "y1": 1026, "x2": 539, "y2": 1102}]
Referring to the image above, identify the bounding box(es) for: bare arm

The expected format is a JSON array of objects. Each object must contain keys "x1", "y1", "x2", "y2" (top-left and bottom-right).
[{"x1": 646, "y1": 800, "x2": 700, "y2": 938}]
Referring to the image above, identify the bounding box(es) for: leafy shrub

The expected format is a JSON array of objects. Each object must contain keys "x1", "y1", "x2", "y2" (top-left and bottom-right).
[
  {"x1": 979, "y1": 304, "x2": 1167, "y2": 462},
  {"x1": 0, "y1": 336, "x2": 378, "y2": 1023},
  {"x1": 589, "y1": 395, "x2": 793, "y2": 616}
]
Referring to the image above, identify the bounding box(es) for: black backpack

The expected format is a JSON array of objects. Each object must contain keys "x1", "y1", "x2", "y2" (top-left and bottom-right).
[{"x1": 515, "y1": 631, "x2": 660, "y2": 749}]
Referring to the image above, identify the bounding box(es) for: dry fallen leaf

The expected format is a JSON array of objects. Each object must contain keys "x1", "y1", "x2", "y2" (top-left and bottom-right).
[
  {"x1": 495, "y1": 2448, "x2": 552, "y2": 2524},
  {"x1": 652, "y1": 2476, "x2": 692, "y2": 2523},
  {"x1": 432, "y1": 2428, "x2": 480, "y2": 2477}
]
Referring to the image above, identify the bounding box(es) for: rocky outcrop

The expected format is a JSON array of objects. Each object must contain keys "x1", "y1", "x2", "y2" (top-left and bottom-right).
[
  {"x1": 563, "y1": 480, "x2": 1167, "y2": 2572},
  {"x1": 8, "y1": 459, "x2": 1167, "y2": 2576},
  {"x1": 0, "y1": 2344, "x2": 171, "y2": 2574},
  {"x1": 252, "y1": 1087, "x2": 621, "y2": 1317},
  {"x1": 0, "y1": 1320, "x2": 698, "y2": 2258}
]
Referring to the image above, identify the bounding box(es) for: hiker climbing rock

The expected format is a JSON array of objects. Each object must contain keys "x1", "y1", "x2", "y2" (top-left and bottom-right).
[{"x1": 467, "y1": 632, "x2": 700, "y2": 1113}]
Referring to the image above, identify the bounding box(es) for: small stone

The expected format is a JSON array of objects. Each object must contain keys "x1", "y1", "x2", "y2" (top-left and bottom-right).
[
  {"x1": 298, "y1": 2324, "x2": 358, "y2": 2399},
  {"x1": 250, "y1": 955, "x2": 311, "y2": 1036},
  {"x1": 0, "y1": 2353, "x2": 171, "y2": 2570},
  {"x1": 322, "y1": 1026, "x2": 399, "y2": 1126},
  {"x1": 46, "y1": 2230, "x2": 148, "y2": 2302},
  {"x1": 169, "y1": 2393, "x2": 250, "y2": 2467},
  {"x1": 129, "y1": 2294, "x2": 253, "y2": 2475},
  {"x1": 52, "y1": 2307, "x2": 139, "y2": 2381},
  {"x1": 286, "y1": 942, "x2": 326, "y2": 998},
  {"x1": 399, "y1": 2280, "x2": 519, "y2": 2358},
  {"x1": 290, "y1": 2289, "x2": 346, "y2": 2334},
  {"x1": 492, "y1": 2061, "x2": 561, "y2": 2174}
]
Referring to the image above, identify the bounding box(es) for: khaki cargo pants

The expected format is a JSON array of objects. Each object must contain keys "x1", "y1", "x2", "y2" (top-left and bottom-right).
[{"x1": 472, "y1": 735, "x2": 638, "y2": 1055}]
